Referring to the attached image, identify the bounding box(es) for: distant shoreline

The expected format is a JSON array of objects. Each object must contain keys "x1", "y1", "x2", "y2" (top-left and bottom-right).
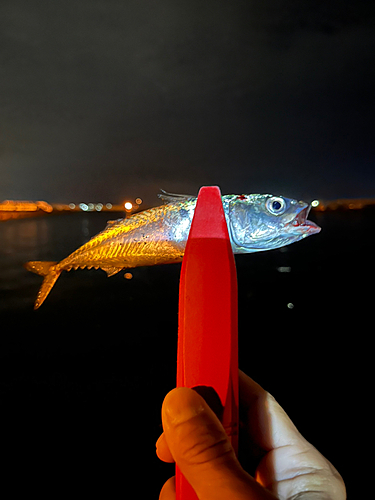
[{"x1": 1, "y1": 197, "x2": 375, "y2": 222}]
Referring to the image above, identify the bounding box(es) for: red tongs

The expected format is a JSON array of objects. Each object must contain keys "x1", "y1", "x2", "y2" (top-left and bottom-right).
[{"x1": 176, "y1": 186, "x2": 239, "y2": 500}]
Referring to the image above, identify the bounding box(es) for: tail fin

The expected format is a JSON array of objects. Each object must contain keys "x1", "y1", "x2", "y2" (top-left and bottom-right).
[{"x1": 24, "y1": 261, "x2": 61, "y2": 309}]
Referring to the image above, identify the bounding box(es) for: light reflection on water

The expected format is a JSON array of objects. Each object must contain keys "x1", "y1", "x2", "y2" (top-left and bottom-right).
[
  {"x1": 0, "y1": 212, "x2": 121, "y2": 311},
  {"x1": 1, "y1": 212, "x2": 114, "y2": 261},
  {"x1": 0, "y1": 219, "x2": 50, "y2": 300},
  {"x1": 1, "y1": 218, "x2": 49, "y2": 260}
]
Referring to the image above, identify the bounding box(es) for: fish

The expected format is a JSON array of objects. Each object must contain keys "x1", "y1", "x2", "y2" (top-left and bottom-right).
[{"x1": 25, "y1": 191, "x2": 320, "y2": 309}]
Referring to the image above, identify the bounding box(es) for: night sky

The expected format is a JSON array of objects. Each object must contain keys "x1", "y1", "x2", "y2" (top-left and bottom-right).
[{"x1": 1, "y1": 0, "x2": 374, "y2": 205}]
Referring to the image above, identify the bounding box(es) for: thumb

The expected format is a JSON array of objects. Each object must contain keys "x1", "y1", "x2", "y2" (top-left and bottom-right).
[{"x1": 161, "y1": 387, "x2": 276, "y2": 500}]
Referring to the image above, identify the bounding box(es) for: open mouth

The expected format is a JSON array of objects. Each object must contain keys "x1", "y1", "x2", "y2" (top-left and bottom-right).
[{"x1": 292, "y1": 205, "x2": 321, "y2": 233}]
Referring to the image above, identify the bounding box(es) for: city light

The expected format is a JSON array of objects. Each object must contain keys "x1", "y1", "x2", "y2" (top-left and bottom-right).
[
  {"x1": 0, "y1": 196, "x2": 144, "y2": 219},
  {"x1": 311, "y1": 200, "x2": 320, "y2": 207}
]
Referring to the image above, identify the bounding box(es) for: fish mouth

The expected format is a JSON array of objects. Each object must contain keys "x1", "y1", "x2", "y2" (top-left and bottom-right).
[{"x1": 291, "y1": 205, "x2": 321, "y2": 234}]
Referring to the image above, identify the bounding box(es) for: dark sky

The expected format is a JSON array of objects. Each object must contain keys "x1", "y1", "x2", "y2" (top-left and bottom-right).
[{"x1": 1, "y1": 0, "x2": 374, "y2": 205}]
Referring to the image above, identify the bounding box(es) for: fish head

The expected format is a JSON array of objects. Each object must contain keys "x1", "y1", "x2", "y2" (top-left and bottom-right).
[{"x1": 227, "y1": 194, "x2": 321, "y2": 252}]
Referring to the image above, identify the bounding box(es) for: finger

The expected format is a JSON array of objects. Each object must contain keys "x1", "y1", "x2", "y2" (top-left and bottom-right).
[
  {"x1": 162, "y1": 387, "x2": 277, "y2": 500},
  {"x1": 239, "y1": 370, "x2": 304, "y2": 451},
  {"x1": 159, "y1": 476, "x2": 175, "y2": 500},
  {"x1": 239, "y1": 372, "x2": 346, "y2": 499},
  {"x1": 156, "y1": 432, "x2": 175, "y2": 463}
]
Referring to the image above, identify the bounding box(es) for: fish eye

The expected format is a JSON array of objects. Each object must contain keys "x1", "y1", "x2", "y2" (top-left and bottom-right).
[{"x1": 266, "y1": 196, "x2": 286, "y2": 215}]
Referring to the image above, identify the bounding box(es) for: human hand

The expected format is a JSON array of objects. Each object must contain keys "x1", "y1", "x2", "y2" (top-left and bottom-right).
[{"x1": 156, "y1": 370, "x2": 346, "y2": 500}]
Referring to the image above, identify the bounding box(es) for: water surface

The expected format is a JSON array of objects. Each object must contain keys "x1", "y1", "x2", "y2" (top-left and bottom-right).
[{"x1": 0, "y1": 209, "x2": 369, "y2": 496}]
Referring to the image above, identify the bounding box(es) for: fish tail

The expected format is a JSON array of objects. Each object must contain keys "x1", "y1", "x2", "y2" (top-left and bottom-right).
[{"x1": 24, "y1": 261, "x2": 61, "y2": 309}]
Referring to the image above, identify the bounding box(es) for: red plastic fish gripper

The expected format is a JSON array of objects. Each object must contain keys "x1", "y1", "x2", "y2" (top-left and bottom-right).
[{"x1": 176, "y1": 186, "x2": 239, "y2": 500}]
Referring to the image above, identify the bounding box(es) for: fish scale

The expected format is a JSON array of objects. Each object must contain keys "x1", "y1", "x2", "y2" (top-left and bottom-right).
[{"x1": 25, "y1": 191, "x2": 320, "y2": 308}]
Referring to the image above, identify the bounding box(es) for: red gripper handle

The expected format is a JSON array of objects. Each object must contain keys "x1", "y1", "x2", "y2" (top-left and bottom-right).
[{"x1": 176, "y1": 186, "x2": 239, "y2": 500}]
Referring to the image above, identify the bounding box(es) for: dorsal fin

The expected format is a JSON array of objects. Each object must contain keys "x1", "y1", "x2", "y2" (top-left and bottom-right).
[
  {"x1": 105, "y1": 218, "x2": 122, "y2": 229},
  {"x1": 158, "y1": 189, "x2": 195, "y2": 204}
]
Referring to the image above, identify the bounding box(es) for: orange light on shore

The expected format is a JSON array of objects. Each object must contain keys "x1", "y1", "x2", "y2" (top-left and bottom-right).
[{"x1": 124, "y1": 202, "x2": 133, "y2": 211}]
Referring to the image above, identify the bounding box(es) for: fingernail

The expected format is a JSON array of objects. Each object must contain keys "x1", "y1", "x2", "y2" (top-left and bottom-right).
[{"x1": 163, "y1": 388, "x2": 205, "y2": 427}]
